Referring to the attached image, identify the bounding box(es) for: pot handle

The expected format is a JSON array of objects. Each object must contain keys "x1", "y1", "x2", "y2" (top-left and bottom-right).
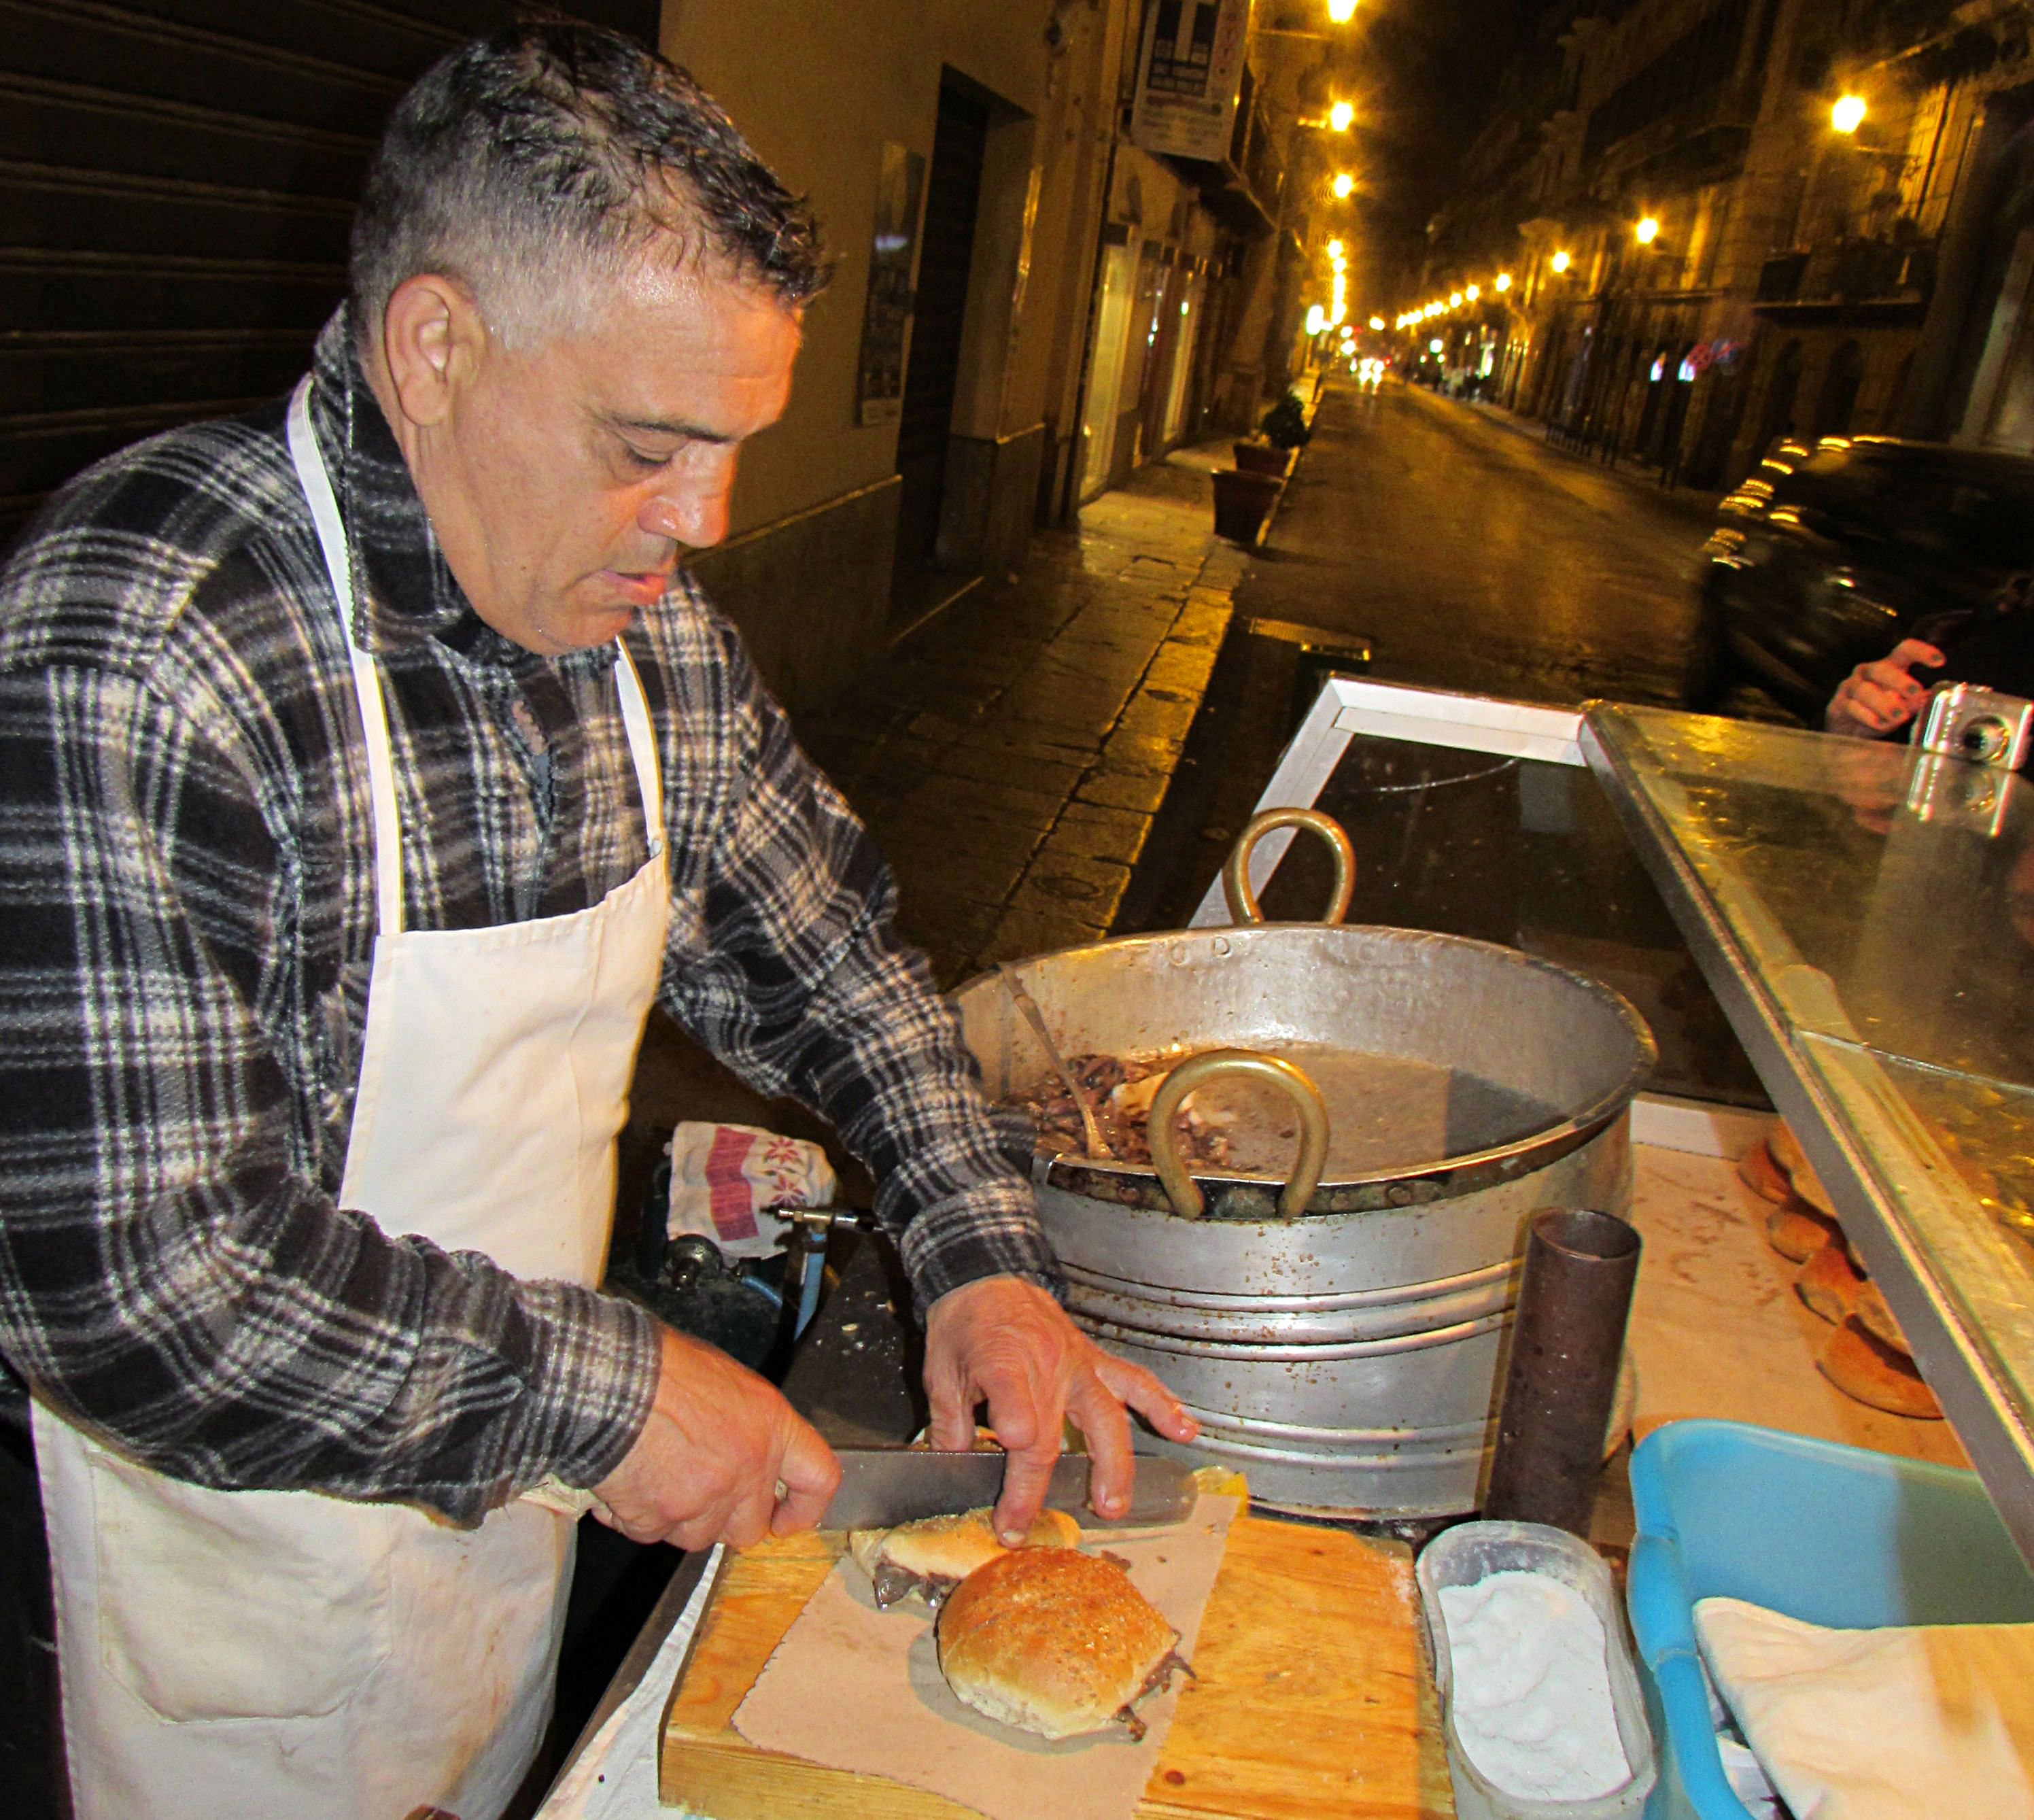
[
  {"x1": 1222, "y1": 808, "x2": 1356, "y2": 925},
  {"x1": 1148, "y1": 1048, "x2": 1330, "y2": 1221}
]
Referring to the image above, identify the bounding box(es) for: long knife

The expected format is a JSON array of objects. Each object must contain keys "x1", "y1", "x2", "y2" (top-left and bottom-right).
[{"x1": 821, "y1": 1447, "x2": 1198, "y2": 1531}]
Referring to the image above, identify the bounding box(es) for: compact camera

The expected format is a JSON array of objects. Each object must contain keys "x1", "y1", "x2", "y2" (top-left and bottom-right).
[{"x1": 1914, "y1": 682, "x2": 2034, "y2": 771}]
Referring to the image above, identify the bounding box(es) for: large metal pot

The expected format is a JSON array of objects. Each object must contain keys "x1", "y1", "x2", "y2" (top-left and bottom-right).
[{"x1": 954, "y1": 815, "x2": 1655, "y2": 1519}]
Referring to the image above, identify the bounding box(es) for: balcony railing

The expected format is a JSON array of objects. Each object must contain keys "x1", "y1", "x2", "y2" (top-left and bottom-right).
[{"x1": 1756, "y1": 239, "x2": 1936, "y2": 308}]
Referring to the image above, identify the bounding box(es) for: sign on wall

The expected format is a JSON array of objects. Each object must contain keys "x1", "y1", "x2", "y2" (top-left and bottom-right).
[
  {"x1": 855, "y1": 142, "x2": 927, "y2": 428},
  {"x1": 1130, "y1": 0, "x2": 1254, "y2": 163}
]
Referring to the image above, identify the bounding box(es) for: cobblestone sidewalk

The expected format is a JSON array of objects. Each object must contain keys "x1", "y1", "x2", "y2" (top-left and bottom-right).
[{"x1": 797, "y1": 448, "x2": 1243, "y2": 986}]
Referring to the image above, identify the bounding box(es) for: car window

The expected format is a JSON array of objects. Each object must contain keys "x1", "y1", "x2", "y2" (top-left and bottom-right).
[{"x1": 1867, "y1": 464, "x2": 2034, "y2": 569}]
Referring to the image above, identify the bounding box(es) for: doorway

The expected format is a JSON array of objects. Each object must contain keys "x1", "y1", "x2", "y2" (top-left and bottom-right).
[
  {"x1": 1080, "y1": 238, "x2": 1137, "y2": 501},
  {"x1": 891, "y1": 79, "x2": 989, "y2": 619}
]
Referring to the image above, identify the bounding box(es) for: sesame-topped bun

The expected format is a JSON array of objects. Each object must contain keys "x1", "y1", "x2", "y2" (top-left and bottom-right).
[
  {"x1": 848, "y1": 1507, "x2": 1080, "y2": 1611},
  {"x1": 937, "y1": 1547, "x2": 1184, "y2": 1741}
]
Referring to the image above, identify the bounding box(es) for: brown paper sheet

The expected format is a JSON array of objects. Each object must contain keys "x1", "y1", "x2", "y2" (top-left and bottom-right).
[{"x1": 731, "y1": 1494, "x2": 1240, "y2": 1820}]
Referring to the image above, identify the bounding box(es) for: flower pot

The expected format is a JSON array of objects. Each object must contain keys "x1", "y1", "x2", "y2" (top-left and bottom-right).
[
  {"x1": 1233, "y1": 439, "x2": 1296, "y2": 479},
  {"x1": 1211, "y1": 467, "x2": 1285, "y2": 545}
]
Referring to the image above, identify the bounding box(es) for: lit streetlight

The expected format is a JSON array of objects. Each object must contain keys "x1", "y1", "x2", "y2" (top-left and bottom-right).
[
  {"x1": 1635, "y1": 216, "x2": 1659, "y2": 245},
  {"x1": 1449, "y1": 291, "x2": 1463, "y2": 308},
  {"x1": 1550, "y1": 250, "x2": 1571, "y2": 273},
  {"x1": 1494, "y1": 272, "x2": 1513, "y2": 292},
  {"x1": 1466, "y1": 284, "x2": 1481, "y2": 301},
  {"x1": 1307, "y1": 304, "x2": 1327, "y2": 336},
  {"x1": 1329, "y1": 101, "x2": 1354, "y2": 132},
  {"x1": 1429, "y1": 338, "x2": 1443, "y2": 354},
  {"x1": 1832, "y1": 93, "x2": 1866, "y2": 135},
  {"x1": 1331, "y1": 173, "x2": 1355, "y2": 199},
  {"x1": 1325, "y1": 238, "x2": 1345, "y2": 259},
  {"x1": 1369, "y1": 315, "x2": 1385, "y2": 330},
  {"x1": 1327, "y1": 0, "x2": 1357, "y2": 21}
]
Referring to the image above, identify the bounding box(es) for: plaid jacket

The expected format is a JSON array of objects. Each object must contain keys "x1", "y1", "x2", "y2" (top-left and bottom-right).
[{"x1": 0, "y1": 311, "x2": 1054, "y2": 1524}]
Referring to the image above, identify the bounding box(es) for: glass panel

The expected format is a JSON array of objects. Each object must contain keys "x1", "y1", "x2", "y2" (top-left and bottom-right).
[
  {"x1": 1585, "y1": 704, "x2": 2034, "y2": 1090},
  {"x1": 1249, "y1": 729, "x2": 1766, "y2": 1105}
]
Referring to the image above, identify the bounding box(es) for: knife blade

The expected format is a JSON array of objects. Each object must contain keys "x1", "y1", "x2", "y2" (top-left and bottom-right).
[{"x1": 821, "y1": 1448, "x2": 1196, "y2": 1532}]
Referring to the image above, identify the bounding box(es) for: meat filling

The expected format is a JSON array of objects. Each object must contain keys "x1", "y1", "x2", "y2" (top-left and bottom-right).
[
  {"x1": 1114, "y1": 1649, "x2": 1194, "y2": 1739},
  {"x1": 870, "y1": 1560, "x2": 962, "y2": 1611}
]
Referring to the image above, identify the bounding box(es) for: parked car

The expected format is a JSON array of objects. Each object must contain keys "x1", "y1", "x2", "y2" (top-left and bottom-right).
[{"x1": 1687, "y1": 435, "x2": 2034, "y2": 721}]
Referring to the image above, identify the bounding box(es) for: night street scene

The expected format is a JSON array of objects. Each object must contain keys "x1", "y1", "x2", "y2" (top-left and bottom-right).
[{"x1": 5, "y1": 5, "x2": 2034, "y2": 1819}]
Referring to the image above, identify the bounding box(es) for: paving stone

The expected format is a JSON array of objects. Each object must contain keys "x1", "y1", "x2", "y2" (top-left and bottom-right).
[
  {"x1": 1009, "y1": 851, "x2": 1133, "y2": 927},
  {"x1": 1098, "y1": 731, "x2": 1184, "y2": 777},
  {"x1": 1074, "y1": 768, "x2": 1172, "y2": 814},
  {"x1": 935, "y1": 741, "x2": 1087, "y2": 797},
  {"x1": 1044, "y1": 801, "x2": 1153, "y2": 869},
  {"x1": 975, "y1": 899, "x2": 1111, "y2": 970}
]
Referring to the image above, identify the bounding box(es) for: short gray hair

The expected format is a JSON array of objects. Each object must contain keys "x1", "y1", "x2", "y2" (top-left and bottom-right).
[{"x1": 349, "y1": 20, "x2": 829, "y2": 349}]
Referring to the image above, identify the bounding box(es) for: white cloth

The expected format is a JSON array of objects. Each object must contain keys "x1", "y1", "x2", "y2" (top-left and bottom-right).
[
  {"x1": 666, "y1": 1121, "x2": 838, "y2": 1259},
  {"x1": 35, "y1": 377, "x2": 671, "y2": 1820},
  {"x1": 1695, "y1": 1596, "x2": 2034, "y2": 1820}
]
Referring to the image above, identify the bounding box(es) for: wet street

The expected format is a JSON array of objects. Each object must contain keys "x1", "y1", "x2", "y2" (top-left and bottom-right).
[{"x1": 1234, "y1": 376, "x2": 1715, "y2": 708}]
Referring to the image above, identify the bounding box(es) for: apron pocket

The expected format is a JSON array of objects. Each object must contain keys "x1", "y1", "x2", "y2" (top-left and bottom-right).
[{"x1": 88, "y1": 1440, "x2": 397, "y2": 1723}]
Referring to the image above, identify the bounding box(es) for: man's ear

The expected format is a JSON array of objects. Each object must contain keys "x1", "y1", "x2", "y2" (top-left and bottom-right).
[{"x1": 377, "y1": 274, "x2": 486, "y2": 429}]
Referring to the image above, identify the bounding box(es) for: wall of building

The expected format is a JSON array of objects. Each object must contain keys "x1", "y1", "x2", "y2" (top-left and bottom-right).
[{"x1": 661, "y1": 0, "x2": 1122, "y2": 706}]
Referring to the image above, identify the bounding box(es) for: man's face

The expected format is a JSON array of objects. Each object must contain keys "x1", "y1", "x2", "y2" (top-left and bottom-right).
[{"x1": 406, "y1": 260, "x2": 801, "y2": 656}]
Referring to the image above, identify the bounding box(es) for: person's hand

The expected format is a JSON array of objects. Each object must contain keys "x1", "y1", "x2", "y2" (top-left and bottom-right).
[
  {"x1": 1825, "y1": 638, "x2": 1944, "y2": 738},
  {"x1": 922, "y1": 1275, "x2": 1198, "y2": 1545},
  {"x1": 592, "y1": 1326, "x2": 839, "y2": 1550}
]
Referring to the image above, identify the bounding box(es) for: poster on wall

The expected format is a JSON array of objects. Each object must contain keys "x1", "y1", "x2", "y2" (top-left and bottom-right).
[
  {"x1": 855, "y1": 141, "x2": 927, "y2": 428},
  {"x1": 1130, "y1": 0, "x2": 1253, "y2": 163}
]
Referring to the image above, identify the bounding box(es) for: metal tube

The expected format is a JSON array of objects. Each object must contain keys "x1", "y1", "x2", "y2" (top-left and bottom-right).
[{"x1": 1482, "y1": 1208, "x2": 1642, "y2": 1536}]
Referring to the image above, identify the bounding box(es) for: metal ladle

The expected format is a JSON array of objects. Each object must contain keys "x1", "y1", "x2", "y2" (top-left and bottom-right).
[{"x1": 997, "y1": 963, "x2": 1112, "y2": 1159}]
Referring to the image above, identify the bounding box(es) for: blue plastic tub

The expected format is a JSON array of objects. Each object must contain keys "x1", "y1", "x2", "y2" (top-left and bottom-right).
[{"x1": 1625, "y1": 1419, "x2": 2034, "y2": 1820}]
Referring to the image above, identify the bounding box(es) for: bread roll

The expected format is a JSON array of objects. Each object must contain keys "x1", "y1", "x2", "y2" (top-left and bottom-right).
[
  {"x1": 1767, "y1": 1201, "x2": 1842, "y2": 1263},
  {"x1": 1738, "y1": 1139, "x2": 1794, "y2": 1206},
  {"x1": 1768, "y1": 1122, "x2": 1806, "y2": 1179},
  {"x1": 1854, "y1": 1280, "x2": 1910, "y2": 1353},
  {"x1": 1795, "y1": 1243, "x2": 1865, "y2": 1324},
  {"x1": 937, "y1": 1547, "x2": 1183, "y2": 1741},
  {"x1": 1821, "y1": 1317, "x2": 1941, "y2": 1420},
  {"x1": 849, "y1": 1507, "x2": 1079, "y2": 1611}
]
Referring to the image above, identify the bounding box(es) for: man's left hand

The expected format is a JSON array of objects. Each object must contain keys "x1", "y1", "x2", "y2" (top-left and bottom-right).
[{"x1": 923, "y1": 1275, "x2": 1198, "y2": 1545}]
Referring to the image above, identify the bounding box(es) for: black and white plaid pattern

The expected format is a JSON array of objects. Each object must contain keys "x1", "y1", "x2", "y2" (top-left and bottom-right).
[{"x1": 0, "y1": 311, "x2": 1054, "y2": 1524}]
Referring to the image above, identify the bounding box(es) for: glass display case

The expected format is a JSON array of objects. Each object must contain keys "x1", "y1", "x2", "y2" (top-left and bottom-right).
[{"x1": 1209, "y1": 676, "x2": 2034, "y2": 1560}]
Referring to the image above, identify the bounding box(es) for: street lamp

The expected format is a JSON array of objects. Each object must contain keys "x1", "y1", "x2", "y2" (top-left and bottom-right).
[
  {"x1": 1495, "y1": 272, "x2": 1513, "y2": 292},
  {"x1": 1331, "y1": 172, "x2": 1355, "y2": 199},
  {"x1": 1449, "y1": 290, "x2": 1463, "y2": 308},
  {"x1": 1832, "y1": 93, "x2": 1866, "y2": 135},
  {"x1": 1466, "y1": 284, "x2": 1481, "y2": 302},
  {"x1": 1329, "y1": 101, "x2": 1354, "y2": 132},
  {"x1": 1307, "y1": 304, "x2": 1327, "y2": 336},
  {"x1": 1369, "y1": 315, "x2": 1384, "y2": 330},
  {"x1": 1635, "y1": 216, "x2": 1659, "y2": 245},
  {"x1": 1326, "y1": 238, "x2": 1344, "y2": 259},
  {"x1": 1550, "y1": 250, "x2": 1571, "y2": 273},
  {"x1": 1327, "y1": 0, "x2": 1357, "y2": 20}
]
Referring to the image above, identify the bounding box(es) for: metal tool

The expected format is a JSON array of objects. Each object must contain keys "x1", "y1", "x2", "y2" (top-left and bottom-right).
[
  {"x1": 821, "y1": 1447, "x2": 1197, "y2": 1531},
  {"x1": 998, "y1": 962, "x2": 1111, "y2": 1158}
]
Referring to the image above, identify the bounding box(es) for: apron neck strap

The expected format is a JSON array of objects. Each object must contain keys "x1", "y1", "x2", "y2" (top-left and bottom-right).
[{"x1": 285, "y1": 376, "x2": 668, "y2": 930}]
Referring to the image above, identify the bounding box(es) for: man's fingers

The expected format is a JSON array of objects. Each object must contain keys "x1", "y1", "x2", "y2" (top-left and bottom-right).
[
  {"x1": 770, "y1": 1423, "x2": 842, "y2": 1535},
  {"x1": 1067, "y1": 1368, "x2": 1137, "y2": 1519},
  {"x1": 992, "y1": 1433, "x2": 1059, "y2": 1545},
  {"x1": 1097, "y1": 1352, "x2": 1200, "y2": 1444}
]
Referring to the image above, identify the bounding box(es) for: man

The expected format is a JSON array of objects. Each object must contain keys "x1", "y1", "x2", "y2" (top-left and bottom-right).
[{"x1": 0, "y1": 24, "x2": 1192, "y2": 1820}]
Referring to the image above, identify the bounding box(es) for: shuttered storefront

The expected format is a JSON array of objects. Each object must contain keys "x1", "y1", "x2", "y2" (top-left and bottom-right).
[{"x1": 1, "y1": 0, "x2": 659, "y2": 546}]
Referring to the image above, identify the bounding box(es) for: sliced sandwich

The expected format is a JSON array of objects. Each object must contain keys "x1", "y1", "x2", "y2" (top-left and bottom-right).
[
  {"x1": 936, "y1": 1546, "x2": 1189, "y2": 1741},
  {"x1": 848, "y1": 1506, "x2": 1080, "y2": 1611}
]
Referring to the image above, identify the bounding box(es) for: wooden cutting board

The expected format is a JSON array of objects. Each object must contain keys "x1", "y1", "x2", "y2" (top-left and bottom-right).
[{"x1": 658, "y1": 1513, "x2": 1453, "y2": 1819}]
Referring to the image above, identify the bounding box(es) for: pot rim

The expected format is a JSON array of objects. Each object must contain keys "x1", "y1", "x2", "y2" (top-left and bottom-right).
[{"x1": 961, "y1": 921, "x2": 1657, "y2": 1220}]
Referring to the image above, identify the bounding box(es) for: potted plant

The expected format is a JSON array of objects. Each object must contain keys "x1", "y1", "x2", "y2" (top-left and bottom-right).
[
  {"x1": 1210, "y1": 465, "x2": 1284, "y2": 545},
  {"x1": 1233, "y1": 389, "x2": 1311, "y2": 477}
]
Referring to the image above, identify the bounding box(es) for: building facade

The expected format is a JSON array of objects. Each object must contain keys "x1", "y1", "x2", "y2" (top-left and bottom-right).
[{"x1": 1402, "y1": 0, "x2": 2034, "y2": 491}]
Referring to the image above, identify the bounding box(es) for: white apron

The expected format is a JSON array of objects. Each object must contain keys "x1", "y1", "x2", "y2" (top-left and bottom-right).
[{"x1": 33, "y1": 376, "x2": 671, "y2": 1820}]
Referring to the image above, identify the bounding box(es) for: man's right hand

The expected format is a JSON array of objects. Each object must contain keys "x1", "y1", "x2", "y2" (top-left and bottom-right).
[
  {"x1": 1825, "y1": 638, "x2": 1944, "y2": 738},
  {"x1": 591, "y1": 1326, "x2": 839, "y2": 1550}
]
